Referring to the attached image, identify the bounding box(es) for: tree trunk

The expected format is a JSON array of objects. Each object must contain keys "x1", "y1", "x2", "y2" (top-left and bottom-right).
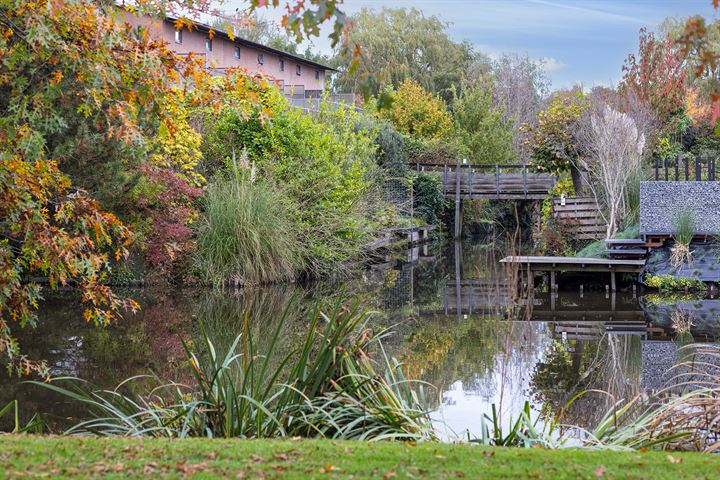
[{"x1": 569, "y1": 163, "x2": 584, "y2": 195}]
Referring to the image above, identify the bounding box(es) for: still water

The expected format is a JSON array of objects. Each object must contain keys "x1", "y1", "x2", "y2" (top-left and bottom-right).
[{"x1": 3, "y1": 238, "x2": 719, "y2": 437}]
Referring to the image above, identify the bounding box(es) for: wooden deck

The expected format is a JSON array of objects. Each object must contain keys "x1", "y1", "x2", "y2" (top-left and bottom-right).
[
  {"x1": 500, "y1": 256, "x2": 646, "y2": 272},
  {"x1": 500, "y1": 255, "x2": 646, "y2": 291}
]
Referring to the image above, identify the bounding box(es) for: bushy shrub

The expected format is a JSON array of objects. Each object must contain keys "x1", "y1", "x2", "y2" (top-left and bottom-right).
[
  {"x1": 379, "y1": 79, "x2": 453, "y2": 140},
  {"x1": 195, "y1": 162, "x2": 303, "y2": 285},
  {"x1": 201, "y1": 90, "x2": 378, "y2": 276},
  {"x1": 643, "y1": 274, "x2": 706, "y2": 293},
  {"x1": 375, "y1": 122, "x2": 408, "y2": 175},
  {"x1": 452, "y1": 81, "x2": 516, "y2": 164},
  {"x1": 412, "y1": 173, "x2": 446, "y2": 225}
]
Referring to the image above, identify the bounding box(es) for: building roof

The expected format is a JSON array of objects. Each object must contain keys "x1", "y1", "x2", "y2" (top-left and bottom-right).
[{"x1": 165, "y1": 16, "x2": 337, "y2": 72}]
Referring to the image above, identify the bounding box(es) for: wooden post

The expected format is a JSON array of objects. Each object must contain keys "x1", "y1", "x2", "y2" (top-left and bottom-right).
[
  {"x1": 696, "y1": 156, "x2": 702, "y2": 181},
  {"x1": 610, "y1": 270, "x2": 616, "y2": 292},
  {"x1": 664, "y1": 158, "x2": 668, "y2": 181},
  {"x1": 443, "y1": 164, "x2": 448, "y2": 195},
  {"x1": 495, "y1": 164, "x2": 500, "y2": 199},
  {"x1": 455, "y1": 240, "x2": 462, "y2": 319},
  {"x1": 674, "y1": 155, "x2": 679, "y2": 181},
  {"x1": 550, "y1": 270, "x2": 556, "y2": 292},
  {"x1": 454, "y1": 159, "x2": 462, "y2": 238},
  {"x1": 655, "y1": 158, "x2": 659, "y2": 181},
  {"x1": 523, "y1": 164, "x2": 528, "y2": 199},
  {"x1": 685, "y1": 157, "x2": 689, "y2": 181}
]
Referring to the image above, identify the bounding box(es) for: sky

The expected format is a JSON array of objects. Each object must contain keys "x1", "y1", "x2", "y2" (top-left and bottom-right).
[{"x1": 233, "y1": 0, "x2": 720, "y2": 89}]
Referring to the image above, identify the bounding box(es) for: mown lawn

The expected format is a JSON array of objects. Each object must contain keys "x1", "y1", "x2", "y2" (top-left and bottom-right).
[{"x1": 1, "y1": 435, "x2": 718, "y2": 479}]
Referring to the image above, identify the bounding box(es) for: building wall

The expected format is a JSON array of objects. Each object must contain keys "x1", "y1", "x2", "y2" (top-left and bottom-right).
[
  {"x1": 120, "y1": 13, "x2": 326, "y2": 92},
  {"x1": 639, "y1": 181, "x2": 720, "y2": 235}
]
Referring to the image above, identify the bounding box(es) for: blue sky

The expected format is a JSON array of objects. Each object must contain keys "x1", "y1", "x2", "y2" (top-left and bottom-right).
[{"x1": 327, "y1": 0, "x2": 719, "y2": 89}]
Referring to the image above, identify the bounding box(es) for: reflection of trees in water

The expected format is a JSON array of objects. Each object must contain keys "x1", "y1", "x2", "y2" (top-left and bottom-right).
[
  {"x1": 394, "y1": 316, "x2": 548, "y2": 410},
  {"x1": 530, "y1": 333, "x2": 643, "y2": 428}
]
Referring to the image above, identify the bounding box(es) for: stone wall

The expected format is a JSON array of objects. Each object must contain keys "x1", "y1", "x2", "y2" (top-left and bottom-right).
[{"x1": 639, "y1": 181, "x2": 720, "y2": 235}]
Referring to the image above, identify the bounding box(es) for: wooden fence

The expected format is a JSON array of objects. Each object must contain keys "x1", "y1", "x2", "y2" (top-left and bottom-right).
[
  {"x1": 653, "y1": 156, "x2": 717, "y2": 181},
  {"x1": 552, "y1": 197, "x2": 605, "y2": 241}
]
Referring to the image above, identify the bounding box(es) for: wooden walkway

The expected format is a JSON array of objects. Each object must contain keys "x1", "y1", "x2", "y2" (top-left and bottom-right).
[
  {"x1": 500, "y1": 256, "x2": 646, "y2": 291},
  {"x1": 414, "y1": 162, "x2": 556, "y2": 200},
  {"x1": 413, "y1": 161, "x2": 556, "y2": 237}
]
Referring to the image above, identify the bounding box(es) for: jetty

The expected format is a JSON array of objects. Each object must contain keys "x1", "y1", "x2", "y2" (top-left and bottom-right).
[{"x1": 500, "y1": 255, "x2": 646, "y2": 291}]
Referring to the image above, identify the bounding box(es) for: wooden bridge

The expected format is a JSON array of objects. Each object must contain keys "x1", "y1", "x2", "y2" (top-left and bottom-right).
[
  {"x1": 412, "y1": 162, "x2": 556, "y2": 237},
  {"x1": 413, "y1": 162, "x2": 556, "y2": 200}
]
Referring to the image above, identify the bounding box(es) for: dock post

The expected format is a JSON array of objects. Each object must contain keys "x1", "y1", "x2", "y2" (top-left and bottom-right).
[
  {"x1": 550, "y1": 270, "x2": 556, "y2": 292},
  {"x1": 610, "y1": 271, "x2": 616, "y2": 292},
  {"x1": 454, "y1": 159, "x2": 462, "y2": 238}
]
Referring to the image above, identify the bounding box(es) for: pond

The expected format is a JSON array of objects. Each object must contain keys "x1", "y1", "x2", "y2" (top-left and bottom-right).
[{"x1": 2, "y1": 237, "x2": 719, "y2": 438}]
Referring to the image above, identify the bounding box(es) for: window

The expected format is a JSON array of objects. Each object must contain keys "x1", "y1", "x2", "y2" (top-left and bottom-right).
[
  {"x1": 257, "y1": 53, "x2": 264, "y2": 65},
  {"x1": 174, "y1": 29, "x2": 182, "y2": 44},
  {"x1": 296, "y1": 64, "x2": 301, "y2": 76},
  {"x1": 234, "y1": 46, "x2": 241, "y2": 59},
  {"x1": 205, "y1": 38, "x2": 212, "y2": 52},
  {"x1": 279, "y1": 58, "x2": 284, "y2": 72},
  {"x1": 315, "y1": 70, "x2": 320, "y2": 80}
]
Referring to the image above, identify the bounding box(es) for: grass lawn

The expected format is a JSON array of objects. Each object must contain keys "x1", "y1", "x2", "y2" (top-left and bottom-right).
[{"x1": 1, "y1": 435, "x2": 718, "y2": 479}]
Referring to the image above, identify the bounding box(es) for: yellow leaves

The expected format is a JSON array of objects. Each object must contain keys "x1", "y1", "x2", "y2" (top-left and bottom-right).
[
  {"x1": 380, "y1": 79, "x2": 452, "y2": 140},
  {"x1": 224, "y1": 24, "x2": 235, "y2": 41},
  {"x1": 50, "y1": 70, "x2": 63, "y2": 85}
]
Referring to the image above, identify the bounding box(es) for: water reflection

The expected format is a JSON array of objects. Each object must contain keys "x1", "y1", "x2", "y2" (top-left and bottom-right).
[{"x1": 2, "y1": 239, "x2": 720, "y2": 437}]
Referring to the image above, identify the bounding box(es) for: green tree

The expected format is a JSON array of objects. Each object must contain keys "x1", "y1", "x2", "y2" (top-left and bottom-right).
[
  {"x1": 452, "y1": 81, "x2": 515, "y2": 164},
  {"x1": 332, "y1": 7, "x2": 476, "y2": 102}
]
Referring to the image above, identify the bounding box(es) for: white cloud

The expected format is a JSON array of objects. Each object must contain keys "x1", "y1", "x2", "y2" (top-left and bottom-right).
[{"x1": 537, "y1": 56, "x2": 567, "y2": 73}]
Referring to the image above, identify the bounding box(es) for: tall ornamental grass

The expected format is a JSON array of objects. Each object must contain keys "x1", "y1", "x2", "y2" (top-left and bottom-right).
[
  {"x1": 671, "y1": 209, "x2": 695, "y2": 269},
  {"x1": 195, "y1": 161, "x2": 304, "y2": 285},
  {"x1": 33, "y1": 300, "x2": 434, "y2": 441}
]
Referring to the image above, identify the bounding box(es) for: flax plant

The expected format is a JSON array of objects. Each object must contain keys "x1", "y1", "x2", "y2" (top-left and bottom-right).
[{"x1": 31, "y1": 299, "x2": 434, "y2": 441}]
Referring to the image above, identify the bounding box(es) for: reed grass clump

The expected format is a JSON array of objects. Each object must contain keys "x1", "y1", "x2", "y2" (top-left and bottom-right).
[
  {"x1": 33, "y1": 300, "x2": 433, "y2": 441},
  {"x1": 195, "y1": 161, "x2": 304, "y2": 286},
  {"x1": 671, "y1": 209, "x2": 695, "y2": 269}
]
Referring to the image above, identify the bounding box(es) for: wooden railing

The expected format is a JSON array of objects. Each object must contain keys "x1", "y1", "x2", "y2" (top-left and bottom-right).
[{"x1": 412, "y1": 162, "x2": 556, "y2": 200}]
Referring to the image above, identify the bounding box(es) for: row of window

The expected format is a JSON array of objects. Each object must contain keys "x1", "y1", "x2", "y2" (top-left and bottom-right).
[{"x1": 175, "y1": 29, "x2": 320, "y2": 79}]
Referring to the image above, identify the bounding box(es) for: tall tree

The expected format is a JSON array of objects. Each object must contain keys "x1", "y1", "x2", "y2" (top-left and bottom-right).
[
  {"x1": 620, "y1": 28, "x2": 687, "y2": 125},
  {"x1": 452, "y1": 81, "x2": 515, "y2": 164},
  {"x1": 491, "y1": 54, "x2": 551, "y2": 164},
  {"x1": 332, "y1": 7, "x2": 476, "y2": 103}
]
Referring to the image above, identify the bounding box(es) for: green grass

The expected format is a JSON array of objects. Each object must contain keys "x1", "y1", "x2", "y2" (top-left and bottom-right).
[
  {"x1": 1, "y1": 435, "x2": 718, "y2": 479},
  {"x1": 576, "y1": 224, "x2": 640, "y2": 258}
]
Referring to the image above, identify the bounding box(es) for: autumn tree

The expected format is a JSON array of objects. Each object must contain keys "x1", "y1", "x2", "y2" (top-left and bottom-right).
[
  {"x1": 524, "y1": 88, "x2": 588, "y2": 192},
  {"x1": 0, "y1": 0, "x2": 347, "y2": 374},
  {"x1": 379, "y1": 80, "x2": 453, "y2": 140},
  {"x1": 620, "y1": 28, "x2": 688, "y2": 125}
]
